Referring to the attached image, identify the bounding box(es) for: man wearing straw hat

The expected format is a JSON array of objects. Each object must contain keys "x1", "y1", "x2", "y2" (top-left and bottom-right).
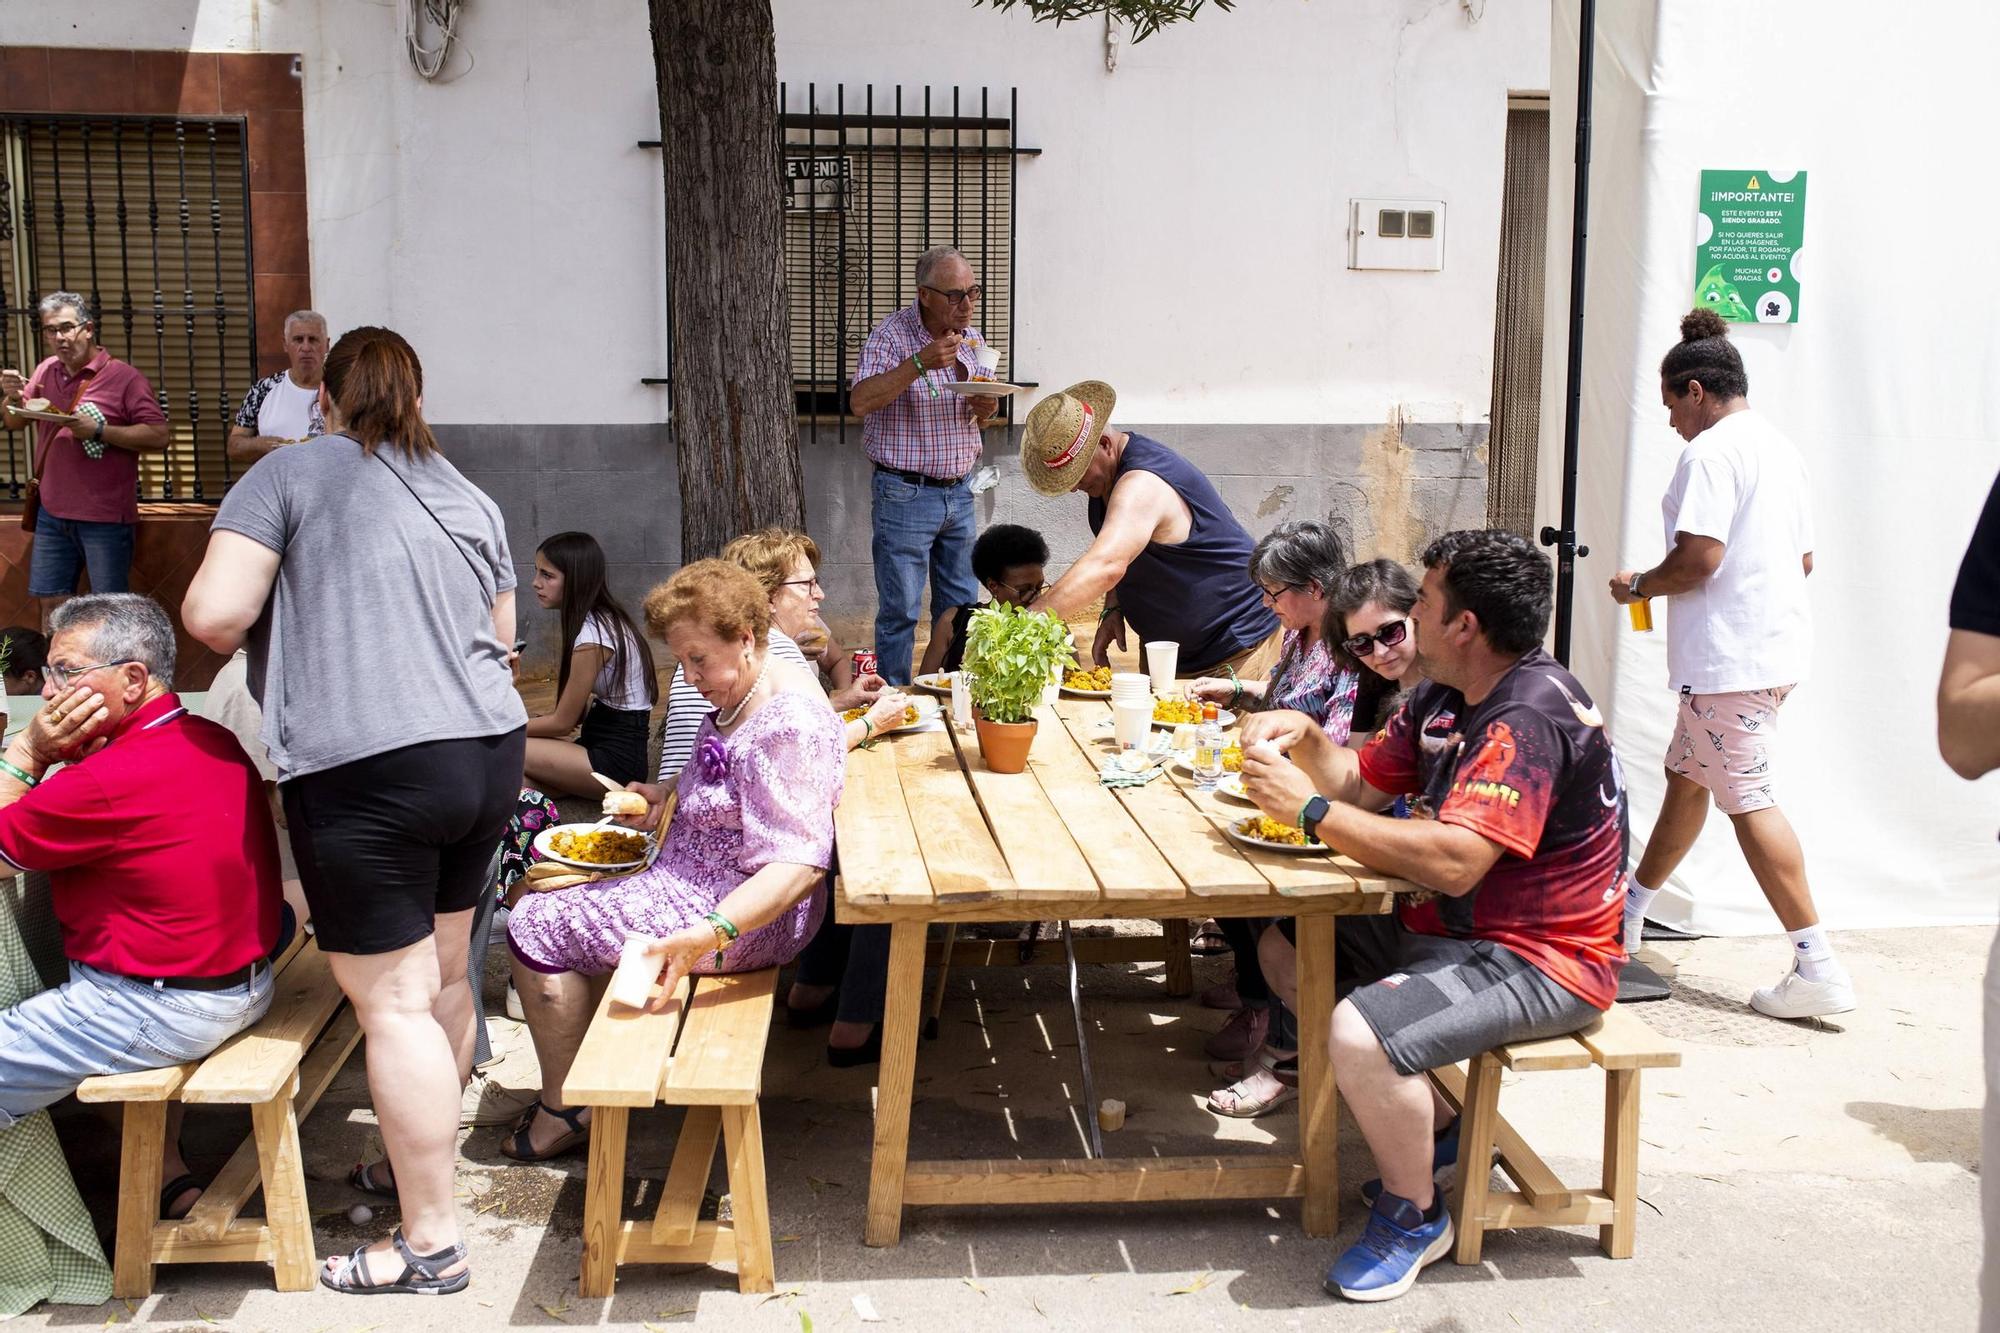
[
  {"x1": 1023, "y1": 380, "x2": 1279, "y2": 679},
  {"x1": 849, "y1": 247, "x2": 1001, "y2": 684}
]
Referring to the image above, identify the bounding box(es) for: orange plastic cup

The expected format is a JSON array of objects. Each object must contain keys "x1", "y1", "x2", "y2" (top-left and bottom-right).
[{"x1": 1628, "y1": 599, "x2": 1654, "y2": 632}]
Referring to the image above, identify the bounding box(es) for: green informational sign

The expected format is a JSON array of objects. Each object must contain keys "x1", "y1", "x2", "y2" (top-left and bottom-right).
[{"x1": 1694, "y1": 169, "x2": 1807, "y2": 323}]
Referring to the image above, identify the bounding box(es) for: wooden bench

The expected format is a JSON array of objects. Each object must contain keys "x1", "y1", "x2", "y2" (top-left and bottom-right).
[
  {"x1": 564, "y1": 965, "x2": 780, "y2": 1296},
  {"x1": 1427, "y1": 1003, "x2": 1681, "y2": 1264},
  {"x1": 75, "y1": 933, "x2": 359, "y2": 1298}
]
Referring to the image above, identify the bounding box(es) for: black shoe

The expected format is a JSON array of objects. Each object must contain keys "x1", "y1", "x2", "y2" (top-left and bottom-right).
[
  {"x1": 827, "y1": 1026, "x2": 882, "y2": 1068},
  {"x1": 785, "y1": 994, "x2": 839, "y2": 1029}
]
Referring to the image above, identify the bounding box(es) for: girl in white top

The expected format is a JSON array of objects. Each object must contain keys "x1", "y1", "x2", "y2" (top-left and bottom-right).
[{"x1": 523, "y1": 531, "x2": 660, "y2": 795}]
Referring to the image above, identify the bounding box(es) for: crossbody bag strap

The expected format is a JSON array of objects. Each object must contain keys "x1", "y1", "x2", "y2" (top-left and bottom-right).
[{"x1": 371, "y1": 446, "x2": 490, "y2": 594}]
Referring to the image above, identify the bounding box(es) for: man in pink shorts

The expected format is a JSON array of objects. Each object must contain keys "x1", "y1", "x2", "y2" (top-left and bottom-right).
[{"x1": 1610, "y1": 308, "x2": 1853, "y2": 1019}]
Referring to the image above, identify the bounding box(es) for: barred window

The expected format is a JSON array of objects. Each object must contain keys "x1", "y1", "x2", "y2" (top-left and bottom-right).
[
  {"x1": 1, "y1": 114, "x2": 256, "y2": 502},
  {"x1": 779, "y1": 84, "x2": 1033, "y2": 439}
]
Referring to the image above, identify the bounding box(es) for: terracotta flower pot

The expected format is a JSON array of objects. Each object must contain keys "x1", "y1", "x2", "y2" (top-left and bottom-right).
[{"x1": 974, "y1": 716, "x2": 1037, "y2": 774}]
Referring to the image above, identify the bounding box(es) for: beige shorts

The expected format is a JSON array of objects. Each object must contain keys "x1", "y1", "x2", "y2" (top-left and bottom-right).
[{"x1": 1665, "y1": 685, "x2": 1793, "y2": 815}]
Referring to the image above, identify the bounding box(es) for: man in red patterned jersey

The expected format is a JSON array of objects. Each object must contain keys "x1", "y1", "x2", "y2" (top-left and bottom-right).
[{"x1": 1242, "y1": 528, "x2": 1626, "y2": 1302}]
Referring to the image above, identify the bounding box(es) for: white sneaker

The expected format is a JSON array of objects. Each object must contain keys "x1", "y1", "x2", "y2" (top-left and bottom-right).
[
  {"x1": 505, "y1": 984, "x2": 525, "y2": 1022},
  {"x1": 1749, "y1": 962, "x2": 1857, "y2": 1019}
]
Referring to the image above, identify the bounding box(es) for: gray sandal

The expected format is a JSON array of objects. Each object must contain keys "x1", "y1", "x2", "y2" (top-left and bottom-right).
[{"x1": 320, "y1": 1227, "x2": 470, "y2": 1296}]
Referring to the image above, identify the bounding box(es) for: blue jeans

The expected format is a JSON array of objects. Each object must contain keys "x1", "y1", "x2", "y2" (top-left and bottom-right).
[
  {"x1": 0, "y1": 960, "x2": 275, "y2": 1127},
  {"x1": 870, "y1": 470, "x2": 980, "y2": 685},
  {"x1": 28, "y1": 507, "x2": 135, "y2": 598}
]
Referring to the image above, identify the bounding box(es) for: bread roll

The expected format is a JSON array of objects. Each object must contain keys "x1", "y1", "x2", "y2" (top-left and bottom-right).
[{"x1": 601, "y1": 790, "x2": 648, "y2": 817}]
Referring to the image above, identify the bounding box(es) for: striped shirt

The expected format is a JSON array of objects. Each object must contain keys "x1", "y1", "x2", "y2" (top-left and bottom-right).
[
  {"x1": 853, "y1": 301, "x2": 985, "y2": 479},
  {"x1": 657, "y1": 628, "x2": 811, "y2": 782}
]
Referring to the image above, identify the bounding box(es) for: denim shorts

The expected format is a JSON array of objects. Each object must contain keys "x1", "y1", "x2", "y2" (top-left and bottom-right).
[
  {"x1": 27, "y1": 507, "x2": 136, "y2": 598},
  {"x1": 0, "y1": 959, "x2": 275, "y2": 1127}
]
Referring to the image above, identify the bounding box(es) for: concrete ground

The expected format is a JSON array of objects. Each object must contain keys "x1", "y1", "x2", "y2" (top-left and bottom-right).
[{"x1": 20, "y1": 921, "x2": 1986, "y2": 1331}]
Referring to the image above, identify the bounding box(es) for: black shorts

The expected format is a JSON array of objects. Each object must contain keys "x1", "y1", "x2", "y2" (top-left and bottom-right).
[
  {"x1": 1332, "y1": 915, "x2": 1599, "y2": 1076},
  {"x1": 577, "y1": 702, "x2": 651, "y2": 786},
  {"x1": 282, "y1": 728, "x2": 526, "y2": 956}
]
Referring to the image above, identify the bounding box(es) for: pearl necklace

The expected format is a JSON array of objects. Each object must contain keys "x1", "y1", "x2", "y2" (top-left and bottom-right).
[{"x1": 716, "y1": 654, "x2": 771, "y2": 728}]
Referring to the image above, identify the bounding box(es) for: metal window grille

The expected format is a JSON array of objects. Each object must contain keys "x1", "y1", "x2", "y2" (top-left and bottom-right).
[
  {"x1": 0, "y1": 114, "x2": 256, "y2": 503},
  {"x1": 778, "y1": 84, "x2": 1034, "y2": 446}
]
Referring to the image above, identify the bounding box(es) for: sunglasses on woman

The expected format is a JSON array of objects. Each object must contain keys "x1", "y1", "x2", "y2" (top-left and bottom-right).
[{"x1": 1342, "y1": 619, "x2": 1409, "y2": 658}]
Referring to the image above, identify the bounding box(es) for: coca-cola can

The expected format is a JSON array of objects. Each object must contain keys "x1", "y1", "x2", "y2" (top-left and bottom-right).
[{"x1": 851, "y1": 647, "x2": 879, "y2": 678}]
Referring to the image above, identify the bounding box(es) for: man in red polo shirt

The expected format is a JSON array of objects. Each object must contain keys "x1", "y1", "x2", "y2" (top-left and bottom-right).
[
  {"x1": 0, "y1": 292, "x2": 171, "y2": 628},
  {"x1": 0, "y1": 593, "x2": 280, "y2": 1221}
]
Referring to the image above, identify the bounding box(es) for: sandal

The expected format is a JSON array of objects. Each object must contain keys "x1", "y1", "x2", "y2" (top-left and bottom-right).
[
  {"x1": 348, "y1": 1160, "x2": 397, "y2": 1199},
  {"x1": 499, "y1": 1100, "x2": 590, "y2": 1161},
  {"x1": 1190, "y1": 919, "x2": 1230, "y2": 956},
  {"x1": 160, "y1": 1173, "x2": 203, "y2": 1221},
  {"x1": 320, "y1": 1227, "x2": 470, "y2": 1296},
  {"x1": 1205, "y1": 1049, "x2": 1299, "y2": 1119}
]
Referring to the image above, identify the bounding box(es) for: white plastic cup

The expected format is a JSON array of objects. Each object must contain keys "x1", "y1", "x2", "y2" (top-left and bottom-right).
[
  {"x1": 608, "y1": 936, "x2": 662, "y2": 1011},
  {"x1": 1110, "y1": 671, "x2": 1151, "y2": 700},
  {"x1": 1113, "y1": 701, "x2": 1152, "y2": 749},
  {"x1": 1144, "y1": 641, "x2": 1180, "y2": 695},
  {"x1": 950, "y1": 671, "x2": 972, "y2": 727},
  {"x1": 973, "y1": 345, "x2": 1000, "y2": 379}
]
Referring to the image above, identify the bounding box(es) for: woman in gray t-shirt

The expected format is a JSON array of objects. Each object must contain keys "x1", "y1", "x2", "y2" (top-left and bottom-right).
[{"x1": 185, "y1": 326, "x2": 523, "y2": 1296}]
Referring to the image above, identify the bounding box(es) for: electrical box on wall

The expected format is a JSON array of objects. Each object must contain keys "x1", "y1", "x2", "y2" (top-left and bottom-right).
[{"x1": 1349, "y1": 198, "x2": 1446, "y2": 271}]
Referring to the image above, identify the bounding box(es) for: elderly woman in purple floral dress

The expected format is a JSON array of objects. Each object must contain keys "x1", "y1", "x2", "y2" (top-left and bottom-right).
[{"x1": 503, "y1": 559, "x2": 844, "y2": 1159}]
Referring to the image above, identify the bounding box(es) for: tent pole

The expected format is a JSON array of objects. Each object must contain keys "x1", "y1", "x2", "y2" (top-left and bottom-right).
[{"x1": 1541, "y1": 0, "x2": 1596, "y2": 664}]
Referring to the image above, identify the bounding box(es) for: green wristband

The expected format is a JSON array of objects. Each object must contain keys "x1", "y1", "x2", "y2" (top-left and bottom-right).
[
  {"x1": 0, "y1": 757, "x2": 37, "y2": 788},
  {"x1": 703, "y1": 910, "x2": 740, "y2": 942},
  {"x1": 911, "y1": 353, "x2": 925, "y2": 375},
  {"x1": 860, "y1": 716, "x2": 874, "y2": 739}
]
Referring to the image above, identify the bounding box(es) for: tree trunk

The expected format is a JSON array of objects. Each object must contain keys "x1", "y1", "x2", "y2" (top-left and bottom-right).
[{"x1": 650, "y1": 0, "x2": 804, "y2": 560}]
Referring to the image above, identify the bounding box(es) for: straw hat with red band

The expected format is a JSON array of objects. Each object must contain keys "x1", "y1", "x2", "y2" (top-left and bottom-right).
[{"x1": 1020, "y1": 380, "x2": 1117, "y2": 496}]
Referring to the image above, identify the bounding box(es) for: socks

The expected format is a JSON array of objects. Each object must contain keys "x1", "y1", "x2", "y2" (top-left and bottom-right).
[
  {"x1": 1787, "y1": 923, "x2": 1840, "y2": 982},
  {"x1": 1623, "y1": 879, "x2": 1661, "y2": 953}
]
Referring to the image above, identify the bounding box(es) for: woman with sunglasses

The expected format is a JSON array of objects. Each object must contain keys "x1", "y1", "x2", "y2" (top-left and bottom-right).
[
  {"x1": 1190, "y1": 521, "x2": 1362, "y2": 1117},
  {"x1": 1331, "y1": 558, "x2": 1425, "y2": 742}
]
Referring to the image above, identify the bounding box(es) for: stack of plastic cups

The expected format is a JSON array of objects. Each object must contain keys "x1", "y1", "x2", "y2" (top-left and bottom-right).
[{"x1": 1110, "y1": 672, "x2": 1152, "y2": 750}]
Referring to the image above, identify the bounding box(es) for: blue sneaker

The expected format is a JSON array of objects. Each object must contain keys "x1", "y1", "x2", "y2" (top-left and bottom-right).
[
  {"x1": 1324, "y1": 1190, "x2": 1453, "y2": 1302},
  {"x1": 1359, "y1": 1116, "x2": 1461, "y2": 1206}
]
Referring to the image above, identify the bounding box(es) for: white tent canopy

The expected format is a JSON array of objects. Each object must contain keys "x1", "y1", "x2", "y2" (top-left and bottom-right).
[{"x1": 1538, "y1": 0, "x2": 2000, "y2": 933}]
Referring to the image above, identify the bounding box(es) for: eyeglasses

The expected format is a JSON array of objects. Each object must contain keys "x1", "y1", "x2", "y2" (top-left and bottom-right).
[
  {"x1": 1341, "y1": 619, "x2": 1409, "y2": 658},
  {"x1": 997, "y1": 579, "x2": 1047, "y2": 603},
  {"x1": 1258, "y1": 582, "x2": 1301, "y2": 602},
  {"x1": 46, "y1": 658, "x2": 136, "y2": 690},
  {"x1": 921, "y1": 284, "x2": 983, "y2": 305},
  {"x1": 776, "y1": 576, "x2": 823, "y2": 593},
  {"x1": 42, "y1": 322, "x2": 84, "y2": 337}
]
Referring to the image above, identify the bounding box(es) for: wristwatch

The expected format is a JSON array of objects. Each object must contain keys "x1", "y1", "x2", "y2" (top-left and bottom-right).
[
  {"x1": 1628, "y1": 572, "x2": 1645, "y2": 599},
  {"x1": 1300, "y1": 794, "x2": 1330, "y2": 843}
]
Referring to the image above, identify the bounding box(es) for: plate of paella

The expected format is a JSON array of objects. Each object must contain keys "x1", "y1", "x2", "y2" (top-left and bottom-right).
[
  {"x1": 912, "y1": 672, "x2": 956, "y2": 697},
  {"x1": 840, "y1": 697, "x2": 940, "y2": 735},
  {"x1": 1152, "y1": 697, "x2": 1235, "y2": 728},
  {"x1": 532, "y1": 823, "x2": 657, "y2": 873},
  {"x1": 1060, "y1": 664, "x2": 1114, "y2": 697},
  {"x1": 1222, "y1": 814, "x2": 1326, "y2": 855}
]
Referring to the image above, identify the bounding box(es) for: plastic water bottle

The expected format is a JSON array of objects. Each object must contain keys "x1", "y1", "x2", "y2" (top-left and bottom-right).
[{"x1": 1192, "y1": 703, "x2": 1224, "y2": 791}]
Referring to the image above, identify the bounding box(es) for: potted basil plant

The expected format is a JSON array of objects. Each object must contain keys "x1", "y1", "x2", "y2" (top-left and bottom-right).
[{"x1": 961, "y1": 602, "x2": 1073, "y2": 773}]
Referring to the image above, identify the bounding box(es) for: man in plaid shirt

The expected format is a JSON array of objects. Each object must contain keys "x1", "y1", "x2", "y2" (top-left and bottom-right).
[{"x1": 849, "y1": 247, "x2": 1000, "y2": 683}]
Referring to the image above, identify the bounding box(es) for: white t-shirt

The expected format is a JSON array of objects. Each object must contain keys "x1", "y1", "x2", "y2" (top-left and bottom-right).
[
  {"x1": 252, "y1": 372, "x2": 325, "y2": 442},
  {"x1": 1660, "y1": 408, "x2": 1815, "y2": 693},
  {"x1": 574, "y1": 612, "x2": 653, "y2": 711}
]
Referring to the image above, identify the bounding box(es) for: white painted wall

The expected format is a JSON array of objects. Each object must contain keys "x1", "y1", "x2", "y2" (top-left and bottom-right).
[
  {"x1": 19, "y1": 0, "x2": 1543, "y2": 429},
  {"x1": 773, "y1": 0, "x2": 1548, "y2": 425}
]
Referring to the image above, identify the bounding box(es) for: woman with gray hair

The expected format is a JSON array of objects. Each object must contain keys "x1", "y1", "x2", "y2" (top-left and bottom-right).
[
  {"x1": 1187, "y1": 520, "x2": 1362, "y2": 1115},
  {"x1": 1190, "y1": 518, "x2": 1361, "y2": 733}
]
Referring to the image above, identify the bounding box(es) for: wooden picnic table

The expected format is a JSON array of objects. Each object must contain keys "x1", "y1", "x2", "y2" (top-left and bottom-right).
[{"x1": 833, "y1": 694, "x2": 1406, "y2": 1246}]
